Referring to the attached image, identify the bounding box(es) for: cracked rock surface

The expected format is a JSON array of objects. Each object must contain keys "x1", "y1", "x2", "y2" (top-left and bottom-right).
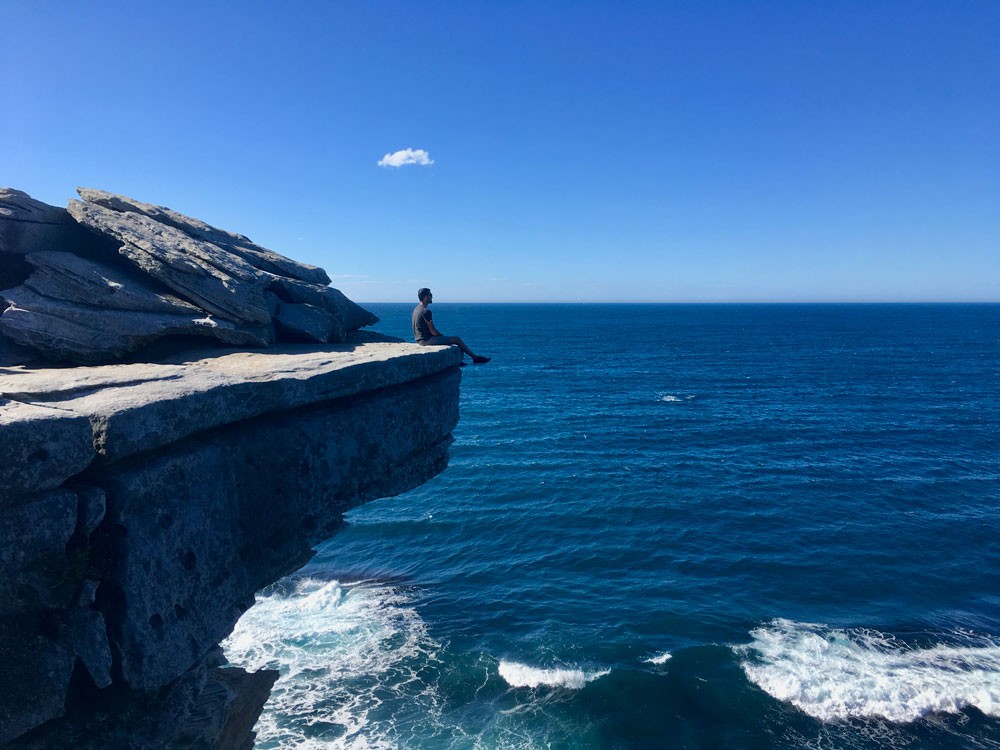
[{"x1": 1, "y1": 187, "x2": 378, "y2": 363}]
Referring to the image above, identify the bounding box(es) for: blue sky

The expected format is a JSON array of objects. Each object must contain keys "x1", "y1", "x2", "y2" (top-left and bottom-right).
[{"x1": 4, "y1": 1, "x2": 998, "y2": 302}]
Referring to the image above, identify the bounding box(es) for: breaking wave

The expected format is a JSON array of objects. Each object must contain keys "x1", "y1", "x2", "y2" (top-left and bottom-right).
[
  {"x1": 498, "y1": 660, "x2": 610, "y2": 690},
  {"x1": 658, "y1": 393, "x2": 695, "y2": 403},
  {"x1": 222, "y1": 577, "x2": 441, "y2": 749},
  {"x1": 736, "y1": 619, "x2": 1000, "y2": 723},
  {"x1": 645, "y1": 651, "x2": 673, "y2": 665}
]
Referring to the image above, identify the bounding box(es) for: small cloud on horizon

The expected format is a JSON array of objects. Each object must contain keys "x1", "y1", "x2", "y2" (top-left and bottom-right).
[{"x1": 377, "y1": 148, "x2": 434, "y2": 168}]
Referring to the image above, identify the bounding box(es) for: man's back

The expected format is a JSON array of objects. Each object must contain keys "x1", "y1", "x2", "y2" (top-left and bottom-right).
[{"x1": 412, "y1": 303, "x2": 432, "y2": 343}]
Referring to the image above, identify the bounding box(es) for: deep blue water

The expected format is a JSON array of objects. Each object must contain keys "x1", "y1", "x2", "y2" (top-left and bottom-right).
[{"x1": 225, "y1": 304, "x2": 1000, "y2": 749}]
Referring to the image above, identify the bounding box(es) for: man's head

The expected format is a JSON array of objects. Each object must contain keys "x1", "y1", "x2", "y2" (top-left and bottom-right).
[{"x1": 418, "y1": 288, "x2": 432, "y2": 304}]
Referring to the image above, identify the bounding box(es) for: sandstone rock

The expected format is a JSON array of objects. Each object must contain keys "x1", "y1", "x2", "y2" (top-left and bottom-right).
[
  {"x1": 75, "y1": 485, "x2": 107, "y2": 538},
  {"x1": 68, "y1": 199, "x2": 273, "y2": 325},
  {"x1": 0, "y1": 400, "x2": 94, "y2": 503},
  {"x1": 1, "y1": 286, "x2": 271, "y2": 364},
  {"x1": 77, "y1": 187, "x2": 331, "y2": 285},
  {"x1": 75, "y1": 579, "x2": 100, "y2": 608},
  {"x1": 0, "y1": 253, "x2": 30, "y2": 291},
  {"x1": 273, "y1": 301, "x2": 342, "y2": 342},
  {"x1": 0, "y1": 188, "x2": 107, "y2": 258},
  {"x1": 0, "y1": 618, "x2": 75, "y2": 746},
  {"x1": 7, "y1": 661, "x2": 278, "y2": 750},
  {"x1": 4, "y1": 188, "x2": 376, "y2": 364},
  {"x1": 100, "y1": 367, "x2": 460, "y2": 690},
  {"x1": 200, "y1": 667, "x2": 280, "y2": 750},
  {"x1": 266, "y1": 274, "x2": 378, "y2": 331},
  {"x1": 0, "y1": 489, "x2": 79, "y2": 611},
  {"x1": 4, "y1": 248, "x2": 270, "y2": 363},
  {"x1": 0, "y1": 282, "x2": 460, "y2": 745},
  {"x1": 23, "y1": 250, "x2": 202, "y2": 313},
  {"x1": 321, "y1": 284, "x2": 379, "y2": 330},
  {"x1": 0, "y1": 490, "x2": 83, "y2": 742},
  {"x1": 264, "y1": 291, "x2": 281, "y2": 317},
  {"x1": 0, "y1": 334, "x2": 33, "y2": 366},
  {"x1": 0, "y1": 337, "x2": 462, "y2": 464},
  {"x1": 59, "y1": 607, "x2": 113, "y2": 689}
]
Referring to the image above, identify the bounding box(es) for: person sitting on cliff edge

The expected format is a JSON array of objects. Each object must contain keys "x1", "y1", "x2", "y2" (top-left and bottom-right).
[{"x1": 412, "y1": 288, "x2": 491, "y2": 364}]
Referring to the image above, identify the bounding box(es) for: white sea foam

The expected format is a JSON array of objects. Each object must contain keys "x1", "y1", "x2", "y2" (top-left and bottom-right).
[
  {"x1": 736, "y1": 619, "x2": 1000, "y2": 723},
  {"x1": 658, "y1": 393, "x2": 695, "y2": 403},
  {"x1": 498, "y1": 660, "x2": 609, "y2": 689},
  {"x1": 645, "y1": 651, "x2": 673, "y2": 665},
  {"x1": 222, "y1": 577, "x2": 441, "y2": 749}
]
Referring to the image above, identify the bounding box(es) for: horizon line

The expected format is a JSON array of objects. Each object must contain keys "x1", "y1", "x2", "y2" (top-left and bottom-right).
[{"x1": 357, "y1": 299, "x2": 1000, "y2": 305}]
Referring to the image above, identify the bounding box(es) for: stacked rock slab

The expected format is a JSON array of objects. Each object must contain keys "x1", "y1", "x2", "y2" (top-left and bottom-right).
[
  {"x1": 0, "y1": 188, "x2": 378, "y2": 364},
  {"x1": 0, "y1": 188, "x2": 108, "y2": 260}
]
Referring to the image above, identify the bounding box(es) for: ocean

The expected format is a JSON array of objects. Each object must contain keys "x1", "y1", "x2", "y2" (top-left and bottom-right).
[{"x1": 223, "y1": 303, "x2": 1000, "y2": 749}]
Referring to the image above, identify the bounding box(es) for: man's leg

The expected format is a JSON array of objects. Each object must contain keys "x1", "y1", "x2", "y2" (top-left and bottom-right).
[
  {"x1": 425, "y1": 335, "x2": 489, "y2": 363},
  {"x1": 445, "y1": 336, "x2": 477, "y2": 359}
]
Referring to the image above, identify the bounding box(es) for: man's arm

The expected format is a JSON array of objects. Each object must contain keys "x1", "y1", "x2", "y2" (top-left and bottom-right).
[{"x1": 424, "y1": 310, "x2": 442, "y2": 337}]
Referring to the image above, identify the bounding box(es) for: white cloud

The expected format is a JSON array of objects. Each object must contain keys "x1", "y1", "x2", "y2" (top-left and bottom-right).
[{"x1": 377, "y1": 148, "x2": 434, "y2": 168}]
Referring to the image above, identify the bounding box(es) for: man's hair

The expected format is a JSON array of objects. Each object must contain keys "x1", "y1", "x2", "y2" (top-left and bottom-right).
[{"x1": 418, "y1": 288, "x2": 431, "y2": 302}]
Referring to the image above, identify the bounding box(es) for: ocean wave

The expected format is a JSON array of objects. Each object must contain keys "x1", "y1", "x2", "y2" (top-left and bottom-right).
[
  {"x1": 222, "y1": 577, "x2": 441, "y2": 749},
  {"x1": 498, "y1": 660, "x2": 609, "y2": 689},
  {"x1": 644, "y1": 651, "x2": 673, "y2": 665},
  {"x1": 735, "y1": 619, "x2": 1000, "y2": 723},
  {"x1": 657, "y1": 393, "x2": 695, "y2": 403}
]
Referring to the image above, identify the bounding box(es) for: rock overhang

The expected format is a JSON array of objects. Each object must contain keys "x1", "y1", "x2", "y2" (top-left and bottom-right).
[
  {"x1": 0, "y1": 335, "x2": 463, "y2": 503},
  {"x1": 0, "y1": 186, "x2": 468, "y2": 747}
]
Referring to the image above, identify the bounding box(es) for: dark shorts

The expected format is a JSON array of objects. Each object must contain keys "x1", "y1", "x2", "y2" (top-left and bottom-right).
[{"x1": 419, "y1": 336, "x2": 454, "y2": 346}]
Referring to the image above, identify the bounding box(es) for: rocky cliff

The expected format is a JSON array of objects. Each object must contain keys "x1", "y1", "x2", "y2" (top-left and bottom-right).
[{"x1": 0, "y1": 190, "x2": 462, "y2": 748}]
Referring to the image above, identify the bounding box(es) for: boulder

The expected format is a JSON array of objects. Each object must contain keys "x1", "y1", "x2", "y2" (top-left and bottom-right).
[
  {"x1": 77, "y1": 187, "x2": 331, "y2": 285},
  {"x1": 273, "y1": 301, "x2": 342, "y2": 342},
  {"x1": 197, "y1": 667, "x2": 280, "y2": 750},
  {"x1": 0, "y1": 286, "x2": 270, "y2": 364},
  {"x1": 0, "y1": 188, "x2": 106, "y2": 258},
  {"x1": 67, "y1": 199, "x2": 273, "y2": 325},
  {"x1": 2, "y1": 187, "x2": 377, "y2": 364},
  {"x1": 320, "y1": 284, "x2": 379, "y2": 330},
  {"x1": 23, "y1": 250, "x2": 202, "y2": 313},
  {"x1": 266, "y1": 274, "x2": 378, "y2": 331}
]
